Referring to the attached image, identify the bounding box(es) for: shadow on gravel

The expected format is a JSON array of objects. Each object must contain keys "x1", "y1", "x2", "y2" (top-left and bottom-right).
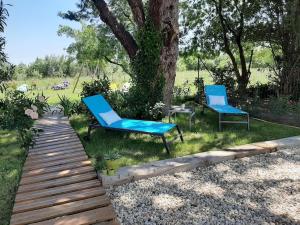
[{"x1": 110, "y1": 149, "x2": 299, "y2": 225}]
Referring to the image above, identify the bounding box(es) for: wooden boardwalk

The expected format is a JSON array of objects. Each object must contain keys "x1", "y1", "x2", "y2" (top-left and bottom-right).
[{"x1": 10, "y1": 117, "x2": 119, "y2": 225}]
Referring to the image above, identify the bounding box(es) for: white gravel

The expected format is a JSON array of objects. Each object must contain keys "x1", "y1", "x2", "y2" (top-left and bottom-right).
[{"x1": 107, "y1": 147, "x2": 300, "y2": 225}]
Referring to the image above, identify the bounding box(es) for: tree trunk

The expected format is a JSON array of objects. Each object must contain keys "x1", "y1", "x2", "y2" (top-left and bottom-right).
[
  {"x1": 279, "y1": 0, "x2": 300, "y2": 100},
  {"x1": 236, "y1": 39, "x2": 250, "y2": 93},
  {"x1": 149, "y1": 0, "x2": 179, "y2": 109}
]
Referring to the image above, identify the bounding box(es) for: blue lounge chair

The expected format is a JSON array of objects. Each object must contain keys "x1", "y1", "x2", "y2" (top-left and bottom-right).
[
  {"x1": 203, "y1": 85, "x2": 250, "y2": 131},
  {"x1": 82, "y1": 95, "x2": 183, "y2": 154}
]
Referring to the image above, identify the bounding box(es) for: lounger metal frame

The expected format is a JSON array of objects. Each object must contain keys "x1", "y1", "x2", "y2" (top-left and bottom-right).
[
  {"x1": 202, "y1": 103, "x2": 250, "y2": 131},
  {"x1": 85, "y1": 123, "x2": 184, "y2": 154}
]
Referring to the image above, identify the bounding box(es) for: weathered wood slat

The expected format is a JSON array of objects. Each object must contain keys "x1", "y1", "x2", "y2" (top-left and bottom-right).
[
  {"x1": 34, "y1": 139, "x2": 80, "y2": 149},
  {"x1": 18, "y1": 172, "x2": 97, "y2": 193},
  {"x1": 25, "y1": 151, "x2": 86, "y2": 165},
  {"x1": 15, "y1": 180, "x2": 100, "y2": 203},
  {"x1": 21, "y1": 166, "x2": 94, "y2": 185},
  {"x1": 10, "y1": 196, "x2": 110, "y2": 225},
  {"x1": 35, "y1": 134, "x2": 78, "y2": 144},
  {"x1": 37, "y1": 130, "x2": 76, "y2": 138},
  {"x1": 27, "y1": 148, "x2": 83, "y2": 160},
  {"x1": 28, "y1": 144, "x2": 84, "y2": 156},
  {"x1": 13, "y1": 187, "x2": 106, "y2": 214},
  {"x1": 22, "y1": 160, "x2": 92, "y2": 177},
  {"x1": 30, "y1": 141, "x2": 83, "y2": 152},
  {"x1": 23, "y1": 156, "x2": 88, "y2": 171},
  {"x1": 30, "y1": 206, "x2": 117, "y2": 225}
]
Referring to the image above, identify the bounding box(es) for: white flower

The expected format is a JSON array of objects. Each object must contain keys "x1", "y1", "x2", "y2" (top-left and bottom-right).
[
  {"x1": 25, "y1": 109, "x2": 33, "y2": 116},
  {"x1": 30, "y1": 111, "x2": 39, "y2": 120}
]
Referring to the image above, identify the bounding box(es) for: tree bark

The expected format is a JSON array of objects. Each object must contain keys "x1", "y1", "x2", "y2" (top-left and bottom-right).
[
  {"x1": 149, "y1": 0, "x2": 179, "y2": 108},
  {"x1": 92, "y1": 0, "x2": 138, "y2": 59},
  {"x1": 92, "y1": 0, "x2": 179, "y2": 108},
  {"x1": 127, "y1": 0, "x2": 145, "y2": 28}
]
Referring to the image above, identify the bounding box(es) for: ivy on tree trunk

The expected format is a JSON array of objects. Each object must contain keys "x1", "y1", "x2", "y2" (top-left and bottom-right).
[{"x1": 91, "y1": 0, "x2": 179, "y2": 110}]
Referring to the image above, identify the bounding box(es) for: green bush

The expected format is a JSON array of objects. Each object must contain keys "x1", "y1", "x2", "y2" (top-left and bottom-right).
[
  {"x1": 81, "y1": 75, "x2": 111, "y2": 99},
  {"x1": 0, "y1": 91, "x2": 48, "y2": 149},
  {"x1": 58, "y1": 95, "x2": 85, "y2": 117}
]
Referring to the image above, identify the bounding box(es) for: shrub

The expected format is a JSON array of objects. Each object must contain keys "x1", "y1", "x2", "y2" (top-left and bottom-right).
[
  {"x1": 0, "y1": 91, "x2": 48, "y2": 149},
  {"x1": 58, "y1": 95, "x2": 85, "y2": 117},
  {"x1": 81, "y1": 75, "x2": 110, "y2": 99}
]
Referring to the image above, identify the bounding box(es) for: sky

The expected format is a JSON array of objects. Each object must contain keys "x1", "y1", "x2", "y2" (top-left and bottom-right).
[{"x1": 5, "y1": 0, "x2": 80, "y2": 64}]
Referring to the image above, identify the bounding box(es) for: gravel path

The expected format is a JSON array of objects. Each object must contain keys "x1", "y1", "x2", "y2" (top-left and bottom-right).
[{"x1": 107, "y1": 147, "x2": 300, "y2": 225}]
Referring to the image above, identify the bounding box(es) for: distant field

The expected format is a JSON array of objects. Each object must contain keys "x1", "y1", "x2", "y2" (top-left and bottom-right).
[{"x1": 3, "y1": 69, "x2": 269, "y2": 105}]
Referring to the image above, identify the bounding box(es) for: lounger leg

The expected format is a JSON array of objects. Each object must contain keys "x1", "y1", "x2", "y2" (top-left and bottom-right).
[
  {"x1": 219, "y1": 113, "x2": 222, "y2": 131},
  {"x1": 247, "y1": 114, "x2": 250, "y2": 131},
  {"x1": 176, "y1": 125, "x2": 184, "y2": 142},
  {"x1": 162, "y1": 136, "x2": 170, "y2": 154},
  {"x1": 84, "y1": 124, "x2": 92, "y2": 141}
]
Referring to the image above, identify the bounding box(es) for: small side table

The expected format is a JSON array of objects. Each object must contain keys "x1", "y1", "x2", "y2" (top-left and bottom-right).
[{"x1": 168, "y1": 105, "x2": 195, "y2": 130}]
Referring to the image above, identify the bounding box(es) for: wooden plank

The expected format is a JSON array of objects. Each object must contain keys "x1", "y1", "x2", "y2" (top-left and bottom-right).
[
  {"x1": 35, "y1": 124, "x2": 72, "y2": 129},
  {"x1": 36, "y1": 124, "x2": 70, "y2": 129},
  {"x1": 22, "y1": 160, "x2": 92, "y2": 177},
  {"x1": 27, "y1": 148, "x2": 83, "y2": 160},
  {"x1": 15, "y1": 180, "x2": 100, "y2": 203},
  {"x1": 13, "y1": 187, "x2": 106, "y2": 214},
  {"x1": 37, "y1": 130, "x2": 76, "y2": 138},
  {"x1": 25, "y1": 151, "x2": 86, "y2": 166},
  {"x1": 35, "y1": 134, "x2": 78, "y2": 144},
  {"x1": 36, "y1": 127, "x2": 74, "y2": 133},
  {"x1": 28, "y1": 144, "x2": 84, "y2": 156},
  {"x1": 30, "y1": 141, "x2": 83, "y2": 152},
  {"x1": 29, "y1": 205, "x2": 117, "y2": 225},
  {"x1": 35, "y1": 132, "x2": 77, "y2": 140},
  {"x1": 23, "y1": 155, "x2": 88, "y2": 171},
  {"x1": 34, "y1": 138, "x2": 81, "y2": 148},
  {"x1": 21, "y1": 166, "x2": 94, "y2": 185},
  {"x1": 10, "y1": 196, "x2": 111, "y2": 225},
  {"x1": 95, "y1": 220, "x2": 120, "y2": 225},
  {"x1": 17, "y1": 172, "x2": 97, "y2": 193},
  {"x1": 34, "y1": 136, "x2": 79, "y2": 146}
]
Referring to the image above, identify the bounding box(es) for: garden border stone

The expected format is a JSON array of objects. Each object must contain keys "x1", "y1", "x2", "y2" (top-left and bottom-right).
[{"x1": 100, "y1": 135, "x2": 300, "y2": 187}]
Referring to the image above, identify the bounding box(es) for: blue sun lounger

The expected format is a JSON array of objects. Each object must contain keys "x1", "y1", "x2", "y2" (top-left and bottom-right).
[
  {"x1": 82, "y1": 95, "x2": 183, "y2": 154},
  {"x1": 203, "y1": 85, "x2": 250, "y2": 131}
]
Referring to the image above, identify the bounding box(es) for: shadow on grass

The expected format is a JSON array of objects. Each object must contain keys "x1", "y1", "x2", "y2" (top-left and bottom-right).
[{"x1": 70, "y1": 110, "x2": 300, "y2": 170}]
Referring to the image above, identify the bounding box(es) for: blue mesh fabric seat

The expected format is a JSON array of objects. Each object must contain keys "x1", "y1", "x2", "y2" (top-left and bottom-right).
[
  {"x1": 204, "y1": 85, "x2": 249, "y2": 131},
  {"x1": 82, "y1": 95, "x2": 183, "y2": 154}
]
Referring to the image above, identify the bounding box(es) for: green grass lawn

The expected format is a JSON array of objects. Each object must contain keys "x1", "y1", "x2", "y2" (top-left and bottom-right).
[
  {"x1": 0, "y1": 130, "x2": 26, "y2": 225},
  {"x1": 70, "y1": 110, "x2": 300, "y2": 172},
  {"x1": 3, "y1": 69, "x2": 269, "y2": 105}
]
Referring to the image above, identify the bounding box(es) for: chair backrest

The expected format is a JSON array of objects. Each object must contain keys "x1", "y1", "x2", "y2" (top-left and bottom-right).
[
  {"x1": 82, "y1": 95, "x2": 116, "y2": 126},
  {"x1": 204, "y1": 85, "x2": 228, "y2": 105}
]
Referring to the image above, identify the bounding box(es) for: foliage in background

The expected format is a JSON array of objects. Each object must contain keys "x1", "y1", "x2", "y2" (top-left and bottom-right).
[
  {"x1": 260, "y1": 0, "x2": 300, "y2": 100},
  {"x1": 58, "y1": 23, "x2": 130, "y2": 74},
  {"x1": 81, "y1": 75, "x2": 111, "y2": 99},
  {"x1": 182, "y1": 0, "x2": 261, "y2": 94},
  {"x1": 13, "y1": 55, "x2": 78, "y2": 79},
  {"x1": 0, "y1": 0, "x2": 14, "y2": 93}
]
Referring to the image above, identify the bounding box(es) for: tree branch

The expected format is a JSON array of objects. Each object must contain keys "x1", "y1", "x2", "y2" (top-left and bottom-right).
[
  {"x1": 104, "y1": 56, "x2": 132, "y2": 76},
  {"x1": 127, "y1": 0, "x2": 145, "y2": 28},
  {"x1": 92, "y1": 0, "x2": 138, "y2": 59},
  {"x1": 215, "y1": 0, "x2": 241, "y2": 79}
]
